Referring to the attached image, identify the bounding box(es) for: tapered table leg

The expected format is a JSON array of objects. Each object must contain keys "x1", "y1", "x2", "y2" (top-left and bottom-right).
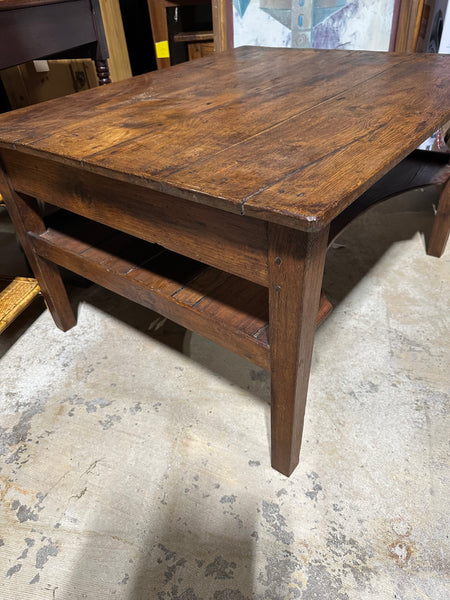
[
  {"x1": 268, "y1": 223, "x2": 329, "y2": 476},
  {"x1": 428, "y1": 179, "x2": 450, "y2": 258},
  {"x1": 0, "y1": 167, "x2": 76, "y2": 331}
]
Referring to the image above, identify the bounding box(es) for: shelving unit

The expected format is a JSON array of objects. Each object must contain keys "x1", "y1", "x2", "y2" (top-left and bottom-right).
[{"x1": 147, "y1": 0, "x2": 230, "y2": 69}]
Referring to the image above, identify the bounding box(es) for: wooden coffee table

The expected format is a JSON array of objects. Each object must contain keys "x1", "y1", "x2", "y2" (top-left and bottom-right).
[{"x1": 0, "y1": 47, "x2": 449, "y2": 475}]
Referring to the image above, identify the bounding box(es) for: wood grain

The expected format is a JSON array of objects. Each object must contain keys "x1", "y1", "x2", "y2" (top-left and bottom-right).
[
  {"x1": 2, "y1": 48, "x2": 448, "y2": 230},
  {"x1": 0, "y1": 168, "x2": 76, "y2": 331},
  {"x1": 2, "y1": 150, "x2": 269, "y2": 286},
  {"x1": 1, "y1": 47, "x2": 449, "y2": 475},
  {"x1": 98, "y1": 0, "x2": 131, "y2": 81},
  {"x1": 29, "y1": 215, "x2": 271, "y2": 369},
  {"x1": 394, "y1": 0, "x2": 424, "y2": 52},
  {"x1": 268, "y1": 223, "x2": 329, "y2": 476}
]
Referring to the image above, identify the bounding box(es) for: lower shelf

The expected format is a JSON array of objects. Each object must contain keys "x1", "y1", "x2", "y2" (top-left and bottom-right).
[{"x1": 30, "y1": 211, "x2": 332, "y2": 370}]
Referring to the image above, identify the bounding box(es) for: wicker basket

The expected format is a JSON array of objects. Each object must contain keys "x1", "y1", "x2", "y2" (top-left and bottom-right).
[{"x1": 0, "y1": 275, "x2": 40, "y2": 333}]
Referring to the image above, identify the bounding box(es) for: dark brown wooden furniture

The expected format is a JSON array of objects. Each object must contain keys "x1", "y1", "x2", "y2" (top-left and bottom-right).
[
  {"x1": 0, "y1": 47, "x2": 449, "y2": 475},
  {"x1": 0, "y1": 0, "x2": 111, "y2": 85}
]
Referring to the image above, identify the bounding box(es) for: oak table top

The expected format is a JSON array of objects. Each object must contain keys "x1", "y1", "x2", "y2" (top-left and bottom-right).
[
  {"x1": 1, "y1": 47, "x2": 450, "y2": 476},
  {"x1": 1, "y1": 46, "x2": 450, "y2": 229}
]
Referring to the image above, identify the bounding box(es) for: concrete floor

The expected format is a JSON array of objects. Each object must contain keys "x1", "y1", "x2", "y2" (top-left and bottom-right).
[{"x1": 0, "y1": 188, "x2": 449, "y2": 599}]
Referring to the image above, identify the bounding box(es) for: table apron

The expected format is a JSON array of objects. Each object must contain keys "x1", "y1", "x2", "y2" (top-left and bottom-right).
[{"x1": 1, "y1": 150, "x2": 269, "y2": 286}]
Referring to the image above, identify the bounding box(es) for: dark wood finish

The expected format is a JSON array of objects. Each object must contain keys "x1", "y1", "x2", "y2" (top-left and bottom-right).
[
  {"x1": 428, "y1": 178, "x2": 450, "y2": 257},
  {"x1": 268, "y1": 224, "x2": 329, "y2": 476},
  {"x1": 0, "y1": 0, "x2": 110, "y2": 86},
  {"x1": 95, "y1": 59, "x2": 111, "y2": 85},
  {"x1": 174, "y1": 30, "x2": 214, "y2": 42},
  {"x1": 0, "y1": 0, "x2": 73, "y2": 8},
  {"x1": 28, "y1": 210, "x2": 332, "y2": 370},
  {"x1": 30, "y1": 212, "x2": 271, "y2": 368},
  {"x1": 0, "y1": 172, "x2": 75, "y2": 331},
  {"x1": 329, "y1": 149, "x2": 450, "y2": 244},
  {"x1": 0, "y1": 49, "x2": 448, "y2": 229},
  {"x1": 0, "y1": 48, "x2": 449, "y2": 474},
  {"x1": 1, "y1": 150, "x2": 269, "y2": 286}
]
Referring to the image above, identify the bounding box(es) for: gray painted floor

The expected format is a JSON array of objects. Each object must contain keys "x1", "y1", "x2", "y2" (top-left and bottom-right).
[{"x1": 0, "y1": 189, "x2": 449, "y2": 599}]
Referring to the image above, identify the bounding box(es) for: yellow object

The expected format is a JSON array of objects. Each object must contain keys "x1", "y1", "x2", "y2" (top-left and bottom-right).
[
  {"x1": 0, "y1": 276, "x2": 40, "y2": 334},
  {"x1": 155, "y1": 41, "x2": 170, "y2": 59}
]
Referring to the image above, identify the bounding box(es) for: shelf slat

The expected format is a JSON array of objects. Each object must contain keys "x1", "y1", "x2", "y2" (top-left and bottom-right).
[
  {"x1": 32, "y1": 213, "x2": 271, "y2": 368},
  {"x1": 173, "y1": 30, "x2": 214, "y2": 43},
  {"x1": 30, "y1": 212, "x2": 332, "y2": 369}
]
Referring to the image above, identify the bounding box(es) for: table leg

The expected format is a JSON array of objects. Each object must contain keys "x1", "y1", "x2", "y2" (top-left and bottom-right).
[
  {"x1": 268, "y1": 223, "x2": 329, "y2": 476},
  {"x1": 0, "y1": 169, "x2": 76, "y2": 331},
  {"x1": 427, "y1": 179, "x2": 450, "y2": 258}
]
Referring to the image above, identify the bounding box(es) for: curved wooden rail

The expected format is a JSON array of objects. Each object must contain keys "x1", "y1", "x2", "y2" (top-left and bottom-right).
[{"x1": 329, "y1": 149, "x2": 450, "y2": 256}]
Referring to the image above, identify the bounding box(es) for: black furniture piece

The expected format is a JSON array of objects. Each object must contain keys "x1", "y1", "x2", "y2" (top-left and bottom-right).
[{"x1": 0, "y1": 0, "x2": 110, "y2": 85}]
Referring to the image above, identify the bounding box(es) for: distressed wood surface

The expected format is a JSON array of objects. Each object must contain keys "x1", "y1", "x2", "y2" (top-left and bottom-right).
[
  {"x1": 268, "y1": 224, "x2": 329, "y2": 475},
  {"x1": 1, "y1": 47, "x2": 449, "y2": 475},
  {"x1": 0, "y1": 176, "x2": 76, "y2": 331},
  {"x1": 1, "y1": 47, "x2": 450, "y2": 230},
  {"x1": 28, "y1": 211, "x2": 332, "y2": 371},
  {"x1": 1, "y1": 150, "x2": 269, "y2": 286}
]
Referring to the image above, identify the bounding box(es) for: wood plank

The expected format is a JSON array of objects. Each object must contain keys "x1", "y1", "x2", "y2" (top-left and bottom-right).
[
  {"x1": 186, "y1": 41, "x2": 215, "y2": 61},
  {"x1": 30, "y1": 227, "x2": 271, "y2": 369},
  {"x1": 98, "y1": 0, "x2": 132, "y2": 82},
  {"x1": 211, "y1": 0, "x2": 229, "y2": 52},
  {"x1": 394, "y1": 0, "x2": 424, "y2": 51},
  {"x1": 2, "y1": 150, "x2": 269, "y2": 286},
  {"x1": 328, "y1": 149, "x2": 450, "y2": 243},
  {"x1": 174, "y1": 30, "x2": 214, "y2": 42},
  {"x1": 24, "y1": 52, "x2": 411, "y2": 184},
  {"x1": 81, "y1": 235, "x2": 159, "y2": 274},
  {"x1": 239, "y1": 57, "x2": 450, "y2": 229},
  {"x1": 0, "y1": 49, "x2": 412, "y2": 197},
  {"x1": 268, "y1": 224, "x2": 329, "y2": 476},
  {"x1": 192, "y1": 273, "x2": 268, "y2": 339},
  {"x1": 0, "y1": 49, "x2": 445, "y2": 230},
  {"x1": 0, "y1": 174, "x2": 76, "y2": 332},
  {"x1": 38, "y1": 211, "x2": 333, "y2": 348},
  {"x1": 170, "y1": 267, "x2": 230, "y2": 306},
  {"x1": 0, "y1": 47, "x2": 295, "y2": 144},
  {"x1": 129, "y1": 252, "x2": 204, "y2": 295}
]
